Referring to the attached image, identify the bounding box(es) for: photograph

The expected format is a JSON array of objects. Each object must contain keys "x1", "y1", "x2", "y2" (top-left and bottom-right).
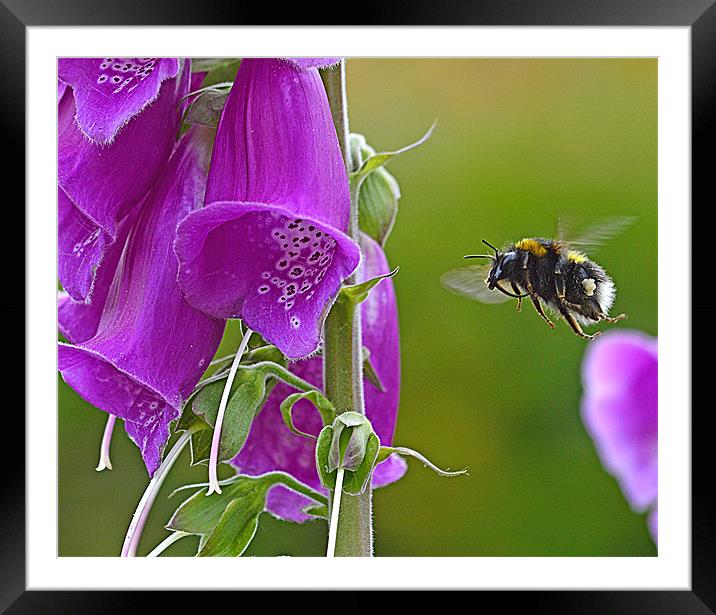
[{"x1": 56, "y1": 56, "x2": 658, "y2": 559}]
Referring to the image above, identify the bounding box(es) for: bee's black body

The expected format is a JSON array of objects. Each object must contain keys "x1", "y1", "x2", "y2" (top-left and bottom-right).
[{"x1": 444, "y1": 235, "x2": 626, "y2": 340}]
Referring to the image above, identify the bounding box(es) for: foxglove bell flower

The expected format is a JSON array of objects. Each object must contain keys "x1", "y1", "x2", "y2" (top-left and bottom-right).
[
  {"x1": 232, "y1": 234, "x2": 407, "y2": 522},
  {"x1": 58, "y1": 58, "x2": 188, "y2": 302},
  {"x1": 175, "y1": 58, "x2": 361, "y2": 359},
  {"x1": 58, "y1": 127, "x2": 225, "y2": 476},
  {"x1": 581, "y1": 330, "x2": 658, "y2": 543}
]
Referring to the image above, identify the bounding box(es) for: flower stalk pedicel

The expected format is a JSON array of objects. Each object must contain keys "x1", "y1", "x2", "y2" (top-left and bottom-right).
[
  {"x1": 206, "y1": 326, "x2": 254, "y2": 496},
  {"x1": 121, "y1": 427, "x2": 198, "y2": 557},
  {"x1": 95, "y1": 414, "x2": 116, "y2": 472}
]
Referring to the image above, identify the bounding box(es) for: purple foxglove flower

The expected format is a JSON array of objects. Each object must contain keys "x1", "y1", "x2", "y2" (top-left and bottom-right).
[
  {"x1": 231, "y1": 234, "x2": 406, "y2": 523},
  {"x1": 175, "y1": 58, "x2": 360, "y2": 359},
  {"x1": 58, "y1": 127, "x2": 225, "y2": 476},
  {"x1": 581, "y1": 330, "x2": 658, "y2": 543},
  {"x1": 58, "y1": 58, "x2": 188, "y2": 302}
]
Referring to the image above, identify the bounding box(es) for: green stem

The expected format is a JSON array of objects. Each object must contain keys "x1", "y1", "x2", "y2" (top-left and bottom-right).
[
  {"x1": 245, "y1": 361, "x2": 320, "y2": 393},
  {"x1": 320, "y1": 60, "x2": 373, "y2": 557}
]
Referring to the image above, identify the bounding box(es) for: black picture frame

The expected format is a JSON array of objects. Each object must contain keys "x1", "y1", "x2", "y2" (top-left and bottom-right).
[{"x1": 3, "y1": 0, "x2": 709, "y2": 610}]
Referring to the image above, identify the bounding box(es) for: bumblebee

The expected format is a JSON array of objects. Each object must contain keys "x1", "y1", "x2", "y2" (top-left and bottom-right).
[{"x1": 441, "y1": 218, "x2": 633, "y2": 340}]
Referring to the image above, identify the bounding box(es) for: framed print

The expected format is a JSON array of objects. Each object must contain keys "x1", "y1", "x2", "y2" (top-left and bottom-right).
[{"x1": 3, "y1": 0, "x2": 710, "y2": 610}]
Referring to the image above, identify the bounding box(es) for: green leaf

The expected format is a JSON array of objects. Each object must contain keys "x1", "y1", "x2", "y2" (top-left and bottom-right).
[
  {"x1": 185, "y1": 360, "x2": 312, "y2": 465},
  {"x1": 200, "y1": 59, "x2": 241, "y2": 88},
  {"x1": 169, "y1": 474, "x2": 267, "y2": 557},
  {"x1": 189, "y1": 428, "x2": 213, "y2": 466},
  {"x1": 190, "y1": 367, "x2": 271, "y2": 463},
  {"x1": 302, "y1": 502, "x2": 329, "y2": 520},
  {"x1": 315, "y1": 425, "x2": 335, "y2": 489},
  {"x1": 351, "y1": 122, "x2": 436, "y2": 182},
  {"x1": 167, "y1": 472, "x2": 329, "y2": 555},
  {"x1": 342, "y1": 433, "x2": 381, "y2": 495},
  {"x1": 185, "y1": 89, "x2": 228, "y2": 128},
  {"x1": 280, "y1": 390, "x2": 336, "y2": 440},
  {"x1": 349, "y1": 133, "x2": 368, "y2": 171},
  {"x1": 176, "y1": 401, "x2": 210, "y2": 434},
  {"x1": 168, "y1": 475, "x2": 258, "y2": 536},
  {"x1": 198, "y1": 498, "x2": 261, "y2": 557},
  {"x1": 358, "y1": 165, "x2": 400, "y2": 246},
  {"x1": 340, "y1": 267, "x2": 399, "y2": 305},
  {"x1": 350, "y1": 132, "x2": 401, "y2": 245}
]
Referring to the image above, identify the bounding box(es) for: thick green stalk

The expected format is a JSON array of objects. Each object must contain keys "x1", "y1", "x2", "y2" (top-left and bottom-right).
[{"x1": 320, "y1": 61, "x2": 373, "y2": 557}]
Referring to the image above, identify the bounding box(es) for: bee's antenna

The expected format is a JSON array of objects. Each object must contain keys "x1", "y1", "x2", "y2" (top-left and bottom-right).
[{"x1": 481, "y1": 239, "x2": 499, "y2": 258}]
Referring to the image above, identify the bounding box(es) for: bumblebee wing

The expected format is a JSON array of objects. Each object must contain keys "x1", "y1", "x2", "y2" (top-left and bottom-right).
[
  {"x1": 558, "y1": 214, "x2": 636, "y2": 252},
  {"x1": 440, "y1": 265, "x2": 512, "y2": 304}
]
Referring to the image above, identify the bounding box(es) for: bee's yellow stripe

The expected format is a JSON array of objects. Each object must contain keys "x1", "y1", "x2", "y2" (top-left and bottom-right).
[
  {"x1": 516, "y1": 238, "x2": 548, "y2": 257},
  {"x1": 567, "y1": 250, "x2": 588, "y2": 263}
]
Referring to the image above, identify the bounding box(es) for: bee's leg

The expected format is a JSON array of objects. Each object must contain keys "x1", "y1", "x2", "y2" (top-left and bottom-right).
[
  {"x1": 553, "y1": 278, "x2": 600, "y2": 339},
  {"x1": 598, "y1": 312, "x2": 628, "y2": 324},
  {"x1": 554, "y1": 276, "x2": 582, "y2": 311},
  {"x1": 555, "y1": 271, "x2": 565, "y2": 299},
  {"x1": 558, "y1": 305, "x2": 601, "y2": 340},
  {"x1": 528, "y1": 294, "x2": 556, "y2": 329},
  {"x1": 525, "y1": 273, "x2": 555, "y2": 329},
  {"x1": 511, "y1": 281, "x2": 524, "y2": 312}
]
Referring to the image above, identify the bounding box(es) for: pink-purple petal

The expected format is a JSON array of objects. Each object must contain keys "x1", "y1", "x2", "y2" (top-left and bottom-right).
[
  {"x1": 581, "y1": 330, "x2": 658, "y2": 516},
  {"x1": 231, "y1": 235, "x2": 405, "y2": 522},
  {"x1": 372, "y1": 454, "x2": 408, "y2": 488},
  {"x1": 58, "y1": 58, "x2": 180, "y2": 143},
  {"x1": 58, "y1": 127, "x2": 225, "y2": 476}
]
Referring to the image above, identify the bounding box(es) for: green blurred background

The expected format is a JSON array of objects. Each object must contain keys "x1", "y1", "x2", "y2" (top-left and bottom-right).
[{"x1": 58, "y1": 59, "x2": 657, "y2": 557}]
